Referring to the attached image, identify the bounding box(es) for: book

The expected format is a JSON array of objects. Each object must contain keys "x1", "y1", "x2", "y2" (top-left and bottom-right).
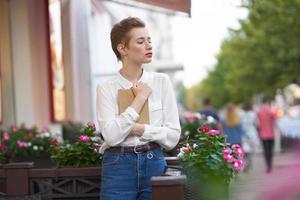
[{"x1": 118, "y1": 88, "x2": 149, "y2": 124}]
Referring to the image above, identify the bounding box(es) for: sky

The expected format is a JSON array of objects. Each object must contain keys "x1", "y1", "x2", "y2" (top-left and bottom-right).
[{"x1": 171, "y1": 0, "x2": 248, "y2": 88}]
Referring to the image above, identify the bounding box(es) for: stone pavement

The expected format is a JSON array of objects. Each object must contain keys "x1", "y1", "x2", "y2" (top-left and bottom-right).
[{"x1": 229, "y1": 151, "x2": 300, "y2": 200}]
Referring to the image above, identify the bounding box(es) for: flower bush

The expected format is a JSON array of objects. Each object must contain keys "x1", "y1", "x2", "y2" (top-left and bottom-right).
[
  {"x1": 180, "y1": 112, "x2": 218, "y2": 140},
  {"x1": 178, "y1": 123, "x2": 245, "y2": 199},
  {"x1": 0, "y1": 125, "x2": 53, "y2": 161},
  {"x1": 50, "y1": 122, "x2": 102, "y2": 167}
]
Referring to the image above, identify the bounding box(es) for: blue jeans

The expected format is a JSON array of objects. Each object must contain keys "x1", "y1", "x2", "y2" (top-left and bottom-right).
[{"x1": 100, "y1": 147, "x2": 166, "y2": 200}]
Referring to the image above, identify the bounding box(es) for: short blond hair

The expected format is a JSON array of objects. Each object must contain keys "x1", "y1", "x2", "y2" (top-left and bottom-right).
[
  {"x1": 224, "y1": 103, "x2": 240, "y2": 127},
  {"x1": 110, "y1": 17, "x2": 145, "y2": 61}
]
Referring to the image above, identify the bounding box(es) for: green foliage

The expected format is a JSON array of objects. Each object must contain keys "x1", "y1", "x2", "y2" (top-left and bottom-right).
[
  {"x1": 176, "y1": 81, "x2": 188, "y2": 109},
  {"x1": 185, "y1": 84, "x2": 202, "y2": 111},
  {"x1": 181, "y1": 112, "x2": 218, "y2": 140},
  {"x1": 0, "y1": 125, "x2": 53, "y2": 160},
  {"x1": 50, "y1": 122, "x2": 102, "y2": 167},
  {"x1": 62, "y1": 121, "x2": 84, "y2": 143},
  {"x1": 192, "y1": 0, "x2": 300, "y2": 107},
  {"x1": 179, "y1": 122, "x2": 244, "y2": 199},
  {"x1": 179, "y1": 131, "x2": 234, "y2": 184}
]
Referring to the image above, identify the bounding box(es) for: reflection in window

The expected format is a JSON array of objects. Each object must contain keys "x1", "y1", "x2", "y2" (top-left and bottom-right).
[
  {"x1": 0, "y1": 58, "x2": 2, "y2": 124},
  {"x1": 48, "y1": 0, "x2": 66, "y2": 122}
]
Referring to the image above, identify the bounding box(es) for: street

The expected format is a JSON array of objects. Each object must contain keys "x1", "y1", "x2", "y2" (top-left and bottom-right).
[{"x1": 230, "y1": 150, "x2": 300, "y2": 200}]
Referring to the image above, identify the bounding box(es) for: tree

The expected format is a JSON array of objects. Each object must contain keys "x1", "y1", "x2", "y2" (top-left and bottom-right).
[{"x1": 191, "y1": 0, "x2": 300, "y2": 107}]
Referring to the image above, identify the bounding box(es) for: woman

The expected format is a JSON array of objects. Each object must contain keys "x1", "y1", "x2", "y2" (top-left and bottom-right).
[
  {"x1": 96, "y1": 17, "x2": 181, "y2": 200},
  {"x1": 221, "y1": 103, "x2": 244, "y2": 146},
  {"x1": 241, "y1": 102, "x2": 260, "y2": 171},
  {"x1": 256, "y1": 97, "x2": 276, "y2": 173}
]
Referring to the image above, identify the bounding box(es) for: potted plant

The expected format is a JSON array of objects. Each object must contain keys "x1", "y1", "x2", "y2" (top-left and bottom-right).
[
  {"x1": 50, "y1": 122, "x2": 103, "y2": 167},
  {"x1": 180, "y1": 112, "x2": 218, "y2": 141},
  {"x1": 178, "y1": 123, "x2": 245, "y2": 200},
  {"x1": 0, "y1": 125, "x2": 54, "y2": 166}
]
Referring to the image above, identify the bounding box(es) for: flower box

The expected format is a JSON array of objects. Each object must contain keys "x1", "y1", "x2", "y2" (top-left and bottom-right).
[{"x1": 0, "y1": 157, "x2": 186, "y2": 200}]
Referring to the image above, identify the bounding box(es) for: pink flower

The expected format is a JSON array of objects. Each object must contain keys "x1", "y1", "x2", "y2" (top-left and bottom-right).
[
  {"x1": 79, "y1": 135, "x2": 90, "y2": 142},
  {"x1": 198, "y1": 125, "x2": 211, "y2": 133},
  {"x1": 234, "y1": 148, "x2": 245, "y2": 158},
  {"x1": 87, "y1": 122, "x2": 96, "y2": 130},
  {"x1": 3, "y1": 132, "x2": 10, "y2": 141},
  {"x1": 181, "y1": 146, "x2": 192, "y2": 154},
  {"x1": 208, "y1": 129, "x2": 220, "y2": 136},
  {"x1": 42, "y1": 126, "x2": 49, "y2": 132},
  {"x1": 231, "y1": 144, "x2": 241, "y2": 149},
  {"x1": 223, "y1": 150, "x2": 235, "y2": 163},
  {"x1": 224, "y1": 154, "x2": 235, "y2": 163},
  {"x1": 232, "y1": 159, "x2": 245, "y2": 171},
  {"x1": 223, "y1": 149, "x2": 231, "y2": 155},
  {"x1": 185, "y1": 114, "x2": 197, "y2": 123},
  {"x1": 16, "y1": 140, "x2": 29, "y2": 148},
  {"x1": 11, "y1": 125, "x2": 18, "y2": 132}
]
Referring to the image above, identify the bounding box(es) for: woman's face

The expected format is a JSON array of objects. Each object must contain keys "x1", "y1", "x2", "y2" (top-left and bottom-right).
[{"x1": 123, "y1": 27, "x2": 153, "y2": 64}]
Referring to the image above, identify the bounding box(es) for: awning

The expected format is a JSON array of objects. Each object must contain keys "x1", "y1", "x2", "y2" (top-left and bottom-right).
[
  {"x1": 136, "y1": 0, "x2": 191, "y2": 16},
  {"x1": 100, "y1": 0, "x2": 191, "y2": 17}
]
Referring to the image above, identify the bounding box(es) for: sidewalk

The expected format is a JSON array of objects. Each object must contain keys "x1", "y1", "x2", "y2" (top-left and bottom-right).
[{"x1": 230, "y1": 151, "x2": 300, "y2": 200}]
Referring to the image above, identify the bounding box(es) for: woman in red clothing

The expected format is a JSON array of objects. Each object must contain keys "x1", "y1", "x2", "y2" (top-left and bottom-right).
[{"x1": 256, "y1": 97, "x2": 276, "y2": 173}]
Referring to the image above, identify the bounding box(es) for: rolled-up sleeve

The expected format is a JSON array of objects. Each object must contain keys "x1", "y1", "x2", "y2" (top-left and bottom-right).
[
  {"x1": 96, "y1": 85, "x2": 139, "y2": 146},
  {"x1": 139, "y1": 75, "x2": 181, "y2": 150}
]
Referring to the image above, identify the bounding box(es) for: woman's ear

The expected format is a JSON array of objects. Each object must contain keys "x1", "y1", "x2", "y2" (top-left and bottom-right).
[{"x1": 117, "y1": 43, "x2": 127, "y2": 57}]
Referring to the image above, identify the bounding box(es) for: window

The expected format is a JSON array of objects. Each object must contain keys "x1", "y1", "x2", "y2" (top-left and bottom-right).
[{"x1": 48, "y1": 0, "x2": 66, "y2": 122}]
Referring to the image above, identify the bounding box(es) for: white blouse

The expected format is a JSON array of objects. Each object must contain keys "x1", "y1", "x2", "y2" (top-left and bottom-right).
[{"x1": 96, "y1": 69, "x2": 181, "y2": 153}]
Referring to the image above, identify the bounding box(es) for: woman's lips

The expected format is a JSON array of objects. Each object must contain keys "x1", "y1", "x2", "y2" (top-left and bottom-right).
[{"x1": 145, "y1": 53, "x2": 152, "y2": 57}]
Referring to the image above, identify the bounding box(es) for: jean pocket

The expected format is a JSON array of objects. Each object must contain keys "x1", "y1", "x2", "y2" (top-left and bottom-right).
[
  {"x1": 102, "y1": 152, "x2": 120, "y2": 166},
  {"x1": 146, "y1": 149, "x2": 167, "y2": 176},
  {"x1": 148, "y1": 149, "x2": 164, "y2": 160}
]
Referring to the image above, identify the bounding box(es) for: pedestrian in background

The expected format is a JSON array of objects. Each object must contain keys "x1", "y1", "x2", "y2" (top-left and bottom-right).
[
  {"x1": 241, "y1": 102, "x2": 260, "y2": 171},
  {"x1": 200, "y1": 98, "x2": 221, "y2": 129},
  {"x1": 200, "y1": 98, "x2": 220, "y2": 122},
  {"x1": 256, "y1": 97, "x2": 276, "y2": 173},
  {"x1": 221, "y1": 103, "x2": 244, "y2": 146}
]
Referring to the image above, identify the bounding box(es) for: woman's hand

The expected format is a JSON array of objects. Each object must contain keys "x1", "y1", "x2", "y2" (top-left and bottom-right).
[
  {"x1": 132, "y1": 82, "x2": 152, "y2": 100},
  {"x1": 130, "y1": 82, "x2": 151, "y2": 117},
  {"x1": 128, "y1": 123, "x2": 145, "y2": 137}
]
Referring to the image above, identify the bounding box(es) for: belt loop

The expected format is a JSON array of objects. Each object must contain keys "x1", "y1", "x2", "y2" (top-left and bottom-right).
[{"x1": 147, "y1": 143, "x2": 150, "y2": 151}]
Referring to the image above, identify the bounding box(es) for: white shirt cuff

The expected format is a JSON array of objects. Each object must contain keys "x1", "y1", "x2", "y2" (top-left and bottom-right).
[
  {"x1": 125, "y1": 106, "x2": 140, "y2": 122},
  {"x1": 140, "y1": 124, "x2": 153, "y2": 141}
]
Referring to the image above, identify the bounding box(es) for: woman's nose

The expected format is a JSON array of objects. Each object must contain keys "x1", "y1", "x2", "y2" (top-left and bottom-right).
[{"x1": 146, "y1": 42, "x2": 152, "y2": 50}]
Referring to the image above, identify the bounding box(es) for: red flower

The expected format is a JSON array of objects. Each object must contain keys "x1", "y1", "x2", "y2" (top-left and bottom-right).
[
  {"x1": 50, "y1": 138, "x2": 58, "y2": 145},
  {"x1": 27, "y1": 132, "x2": 34, "y2": 139},
  {"x1": 198, "y1": 125, "x2": 211, "y2": 133},
  {"x1": 0, "y1": 144, "x2": 6, "y2": 150}
]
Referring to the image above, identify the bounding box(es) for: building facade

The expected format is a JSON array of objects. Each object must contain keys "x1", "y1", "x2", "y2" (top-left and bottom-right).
[{"x1": 0, "y1": 0, "x2": 189, "y2": 131}]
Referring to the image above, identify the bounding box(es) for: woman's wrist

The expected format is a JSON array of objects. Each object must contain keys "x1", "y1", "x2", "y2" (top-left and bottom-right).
[
  {"x1": 130, "y1": 95, "x2": 148, "y2": 114},
  {"x1": 135, "y1": 94, "x2": 148, "y2": 102},
  {"x1": 132, "y1": 123, "x2": 145, "y2": 137}
]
